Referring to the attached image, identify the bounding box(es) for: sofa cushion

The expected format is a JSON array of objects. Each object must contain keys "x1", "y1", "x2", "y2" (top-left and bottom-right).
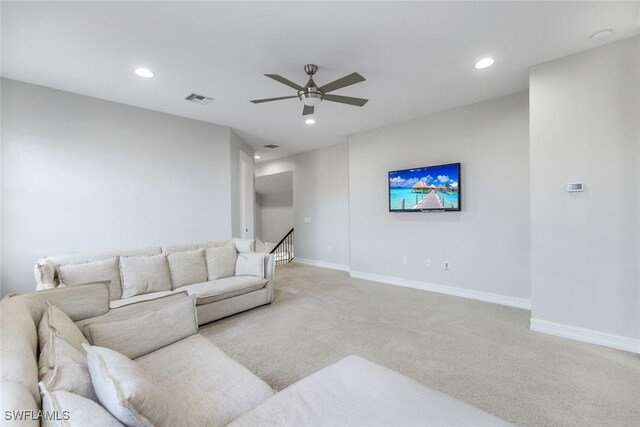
[
  {"x1": 136, "y1": 334, "x2": 274, "y2": 427},
  {"x1": 38, "y1": 302, "x2": 87, "y2": 356},
  {"x1": 85, "y1": 344, "x2": 194, "y2": 427},
  {"x1": 37, "y1": 303, "x2": 97, "y2": 401},
  {"x1": 167, "y1": 249, "x2": 207, "y2": 289},
  {"x1": 17, "y1": 282, "x2": 110, "y2": 322},
  {"x1": 58, "y1": 258, "x2": 122, "y2": 301},
  {"x1": 233, "y1": 238, "x2": 254, "y2": 253},
  {"x1": 176, "y1": 276, "x2": 268, "y2": 305},
  {"x1": 205, "y1": 245, "x2": 237, "y2": 280},
  {"x1": 84, "y1": 294, "x2": 197, "y2": 359},
  {"x1": 76, "y1": 293, "x2": 188, "y2": 333},
  {"x1": 229, "y1": 355, "x2": 511, "y2": 427},
  {"x1": 39, "y1": 384, "x2": 124, "y2": 427},
  {"x1": 119, "y1": 254, "x2": 172, "y2": 298},
  {"x1": 235, "y1": 253, "x2": 265, "y2": 277},
  {"x1": 109, "y1": 291, "x2": 173, "y2": 309}
]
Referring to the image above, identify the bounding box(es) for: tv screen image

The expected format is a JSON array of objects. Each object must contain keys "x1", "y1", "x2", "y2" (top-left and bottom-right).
[{"x1": 388, "y1": 163, "x2": 460, "y2": 212}]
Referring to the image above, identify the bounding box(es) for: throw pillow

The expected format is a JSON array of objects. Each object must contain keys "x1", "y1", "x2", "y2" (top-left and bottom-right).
[
  {"x1": 84, "y1": 294, "x2": 197, "y2": 359},
  {"x1": 119, "y1": 254, "x2": 172, "y2": 299},
  {"x1": 166, "y1": 249, "x2": 207, "y2": 289},
  {"x1": 39, "y1": 384, "x2": 123, "y2": 427},
  {"x1": 85, "y1": 344, "x2": 195, "y2": 427},
  {"x1": 233, "y1": 238, "x2": 254, "y2": 254},
  {"x1": 205, "y1": 246, "x2": 237, "y2": 280},
  {"x1": 38, "y1": 303, "x2": 96, "y2": 401},
  {"x1": 58, "y1": 258, "x2": 122, "y2": 301},
  {"x1": 235, "y1": 253, "x2": 265, "y2": 277}
]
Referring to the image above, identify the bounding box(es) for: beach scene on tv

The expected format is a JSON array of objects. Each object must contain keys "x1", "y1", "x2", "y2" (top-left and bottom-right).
[{"x1": 389, "y1": 163, "x2": 460, "y2": 211}]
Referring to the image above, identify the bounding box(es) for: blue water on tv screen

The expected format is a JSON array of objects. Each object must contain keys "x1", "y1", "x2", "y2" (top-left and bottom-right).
[{"x1": 388, "y1": 163, "x2": 460, "y2": 211}]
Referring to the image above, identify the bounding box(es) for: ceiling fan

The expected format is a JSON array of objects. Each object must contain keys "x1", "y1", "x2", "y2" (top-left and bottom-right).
[{"x1": 250, "y1": 64, "x2": 368, "y2": 116}]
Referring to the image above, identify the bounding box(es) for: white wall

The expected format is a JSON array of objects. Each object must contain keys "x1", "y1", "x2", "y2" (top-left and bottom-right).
[
  {"x1": 229, "y1": 129, "x2": 255, "y2": 239},
  {"x1": 530, "y1": 37, "x2": 639, "y2": 344},
  {"x1": 259, "y1": 190, "x2": 293, "y2": 243},
  {"x1": 348, "y1": 92, "x2": 531, "y2": 301},
  {"x1": 256, "y1": 143, "x2": 350, "y2": 268},
  {"x1": 1, "y1": 79, "x2": 233, "y2": 296}
]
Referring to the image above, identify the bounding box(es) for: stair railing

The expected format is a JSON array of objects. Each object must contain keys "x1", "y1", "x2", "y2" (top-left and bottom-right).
[{"x1": 270, "y1": 228, "x2": 294, "y2": 265}]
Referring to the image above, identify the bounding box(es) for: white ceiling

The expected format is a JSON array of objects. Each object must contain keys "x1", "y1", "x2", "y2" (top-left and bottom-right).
[
  {"x1": 255, "y1": 170, "x2": 293, "y2": 195},
  {"x1": 2, "y1": 2, "x2": 639, "y2": 162}
]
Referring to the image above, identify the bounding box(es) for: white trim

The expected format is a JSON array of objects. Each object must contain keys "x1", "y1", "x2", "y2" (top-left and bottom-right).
[
  {"x1": 530, "y1": 318, "x2": 639, "y2": 354},
  {"x1": 293, "y1": 258, "x2": 351, "y2": 272},
  {"x1": 349, "y1": 270, "x2": 531, "y2": 310}
]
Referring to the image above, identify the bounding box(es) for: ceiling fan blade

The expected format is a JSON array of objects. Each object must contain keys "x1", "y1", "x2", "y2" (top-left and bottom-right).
[
  {"x1": 323, "y1": 94, "x2": 368, "y2": 107},
  {"x1": 250, "y1": 95, "x2": 298, "y2": 104},
  {"x1": 302, "y1": 105, "x2": 314, "y2": 116},
  {"x1": 265, "y1": 74, "x2": 304, "y2": 91},
  {"x1": 318, "y1": 72, "x2": 365, "y2": 93}
]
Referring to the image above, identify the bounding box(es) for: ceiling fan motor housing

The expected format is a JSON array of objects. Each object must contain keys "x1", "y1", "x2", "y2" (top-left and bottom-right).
[{"x1": 298, "y1": 87, "x2": 323, "y2": 106}]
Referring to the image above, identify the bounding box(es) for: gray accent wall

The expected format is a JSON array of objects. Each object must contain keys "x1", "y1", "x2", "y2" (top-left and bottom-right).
[
  {"x1": 259, "y1": 191, "x2": 294, "y2": 244},
  {"x1": 530, "y1": 36, "x2": 640, "y2": 340},
  {"x1": 256, "y1": 143, "x2": 351, "y2": 267},
  {"x1": 348, "y1": 92, "x2": 531, "y2": 300},
  {"x1": 1, "y1": 79, "x2": 234, "y2": 296}
]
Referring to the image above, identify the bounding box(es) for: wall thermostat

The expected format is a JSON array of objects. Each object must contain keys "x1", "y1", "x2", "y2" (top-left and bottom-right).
[{"x1": 567, "y1": 182, "x2": 584, "y2": 192}]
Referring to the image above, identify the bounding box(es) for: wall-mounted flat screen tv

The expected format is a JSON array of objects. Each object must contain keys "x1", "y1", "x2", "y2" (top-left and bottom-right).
[{"x1": 388, "y1": 163, "x2": 461, "y2": 212}]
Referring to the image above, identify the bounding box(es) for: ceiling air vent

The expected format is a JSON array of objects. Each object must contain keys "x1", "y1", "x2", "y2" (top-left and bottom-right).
[
  {"x1": 263, "y1": 144, "x2": 280, "y2": 149},
  {"x1": 184, "y1": 93, "x2": 214, "y2": 105}
]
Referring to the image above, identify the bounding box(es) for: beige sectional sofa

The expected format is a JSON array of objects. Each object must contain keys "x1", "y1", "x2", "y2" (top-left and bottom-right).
[
  {"x1": 33, "y1": 239, "x2": 275, "y2": 326},
  {"x1": 1, "y1": 281, "x2": 510, "y2": 426}
]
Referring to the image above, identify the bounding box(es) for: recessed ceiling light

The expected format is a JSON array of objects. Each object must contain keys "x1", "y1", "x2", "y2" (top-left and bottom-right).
[
  {"x1": 254, "y1": 155, "x2": 261, "y2": 159},
  {"x1": 305, "y1": 118, "x2": 316, "y2": 125},
  {"x1": 474, "y1": 58, "x2": 495, "y2": 69},
  {"x1": 135, "y1": 68, "x2": 154, "y2": 78},
  {"x1": 590, "y1": 29, "x2": 612, "y2": 42}
]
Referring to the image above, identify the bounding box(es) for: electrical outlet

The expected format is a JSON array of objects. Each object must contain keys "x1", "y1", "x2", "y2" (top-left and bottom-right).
[
  {"x1": 328, "y1": 245, "x2": 333, "y2": 253},
  {"x1": 425, "y1": 259, "x2": 431, "y2": 267},
  {"x1": 444, "y1": 261, "x2": 450, "y2": 271},
  {"x1": 401, "y1": 256, "x2": 408, "y2": 265}
]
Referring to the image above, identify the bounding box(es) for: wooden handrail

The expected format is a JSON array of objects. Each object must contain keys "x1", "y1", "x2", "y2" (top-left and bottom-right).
[{"x1": 270, "y1": 228, "x2": 294, "y2": 254}]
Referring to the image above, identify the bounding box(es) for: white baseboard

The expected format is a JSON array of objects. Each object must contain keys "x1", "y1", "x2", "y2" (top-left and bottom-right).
[
  {"x1": 530, "y1": 318, "x2": 639, "y2": 354},
  {"x1": 349, "y1": 270, "x2": 531, "y2": 310},
  {"x1": 293, "y1": 258, "x2": 351, "y2": 272}
]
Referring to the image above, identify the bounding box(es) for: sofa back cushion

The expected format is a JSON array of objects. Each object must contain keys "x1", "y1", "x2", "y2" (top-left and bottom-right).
[
  {"x1": 58, "y1": 258, "x2": 122, "y2": 301},
  {"x1": 119, "y1": 254, "x2": 172, "y2": 299},
  {"x1": 39, "y1": 384, "x2": 124, "y2": 427},
  {"x1": 233, "y1": 238, "x2": 254, "y2": 254},
  {"x1": 166, "y1": 249, "x2": 207, "y2": 289},
  {"x1": 38, "y1": 302, "x2": 87, "y2": 356},
  {"x1": 161, "y1": 239, "x2": 230, "y2": 254},
  {"x1": 235, "y1": 253, "x2": 265, "y2": 277},
  {"x1": 206, "y1": 246, "x2": 238, "y2": 280},
  {"x1": 84, "y1": 294, "x2": 197, "y2": 359},
  {"x1": 15, "y1": 283, "x2": 110, "y2": 323},
  {"x1": 38, "y1": 303, "x2": 96, "y2": 401},
  {"x1": 85, "y1": 344, "x2": 195, "y2": 427}
]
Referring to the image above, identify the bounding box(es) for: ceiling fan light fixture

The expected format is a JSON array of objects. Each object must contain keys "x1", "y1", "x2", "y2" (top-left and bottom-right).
[
  {"x1": 298, "y1": 89, "x2": 323, "y2": 106},
  {"x1": 305, "y1": 117, "x2": 316, "y2": 125}
]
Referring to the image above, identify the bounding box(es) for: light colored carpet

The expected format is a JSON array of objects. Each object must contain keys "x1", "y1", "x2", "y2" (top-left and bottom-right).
[{"x1": 199, "y1": 262, "x2": 640, "y2": 426}]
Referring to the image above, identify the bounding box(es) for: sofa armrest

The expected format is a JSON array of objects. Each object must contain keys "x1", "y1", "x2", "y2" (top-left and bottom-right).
[{"x1": 264, "y1": 254, "x2": 275, "y2": 302}]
